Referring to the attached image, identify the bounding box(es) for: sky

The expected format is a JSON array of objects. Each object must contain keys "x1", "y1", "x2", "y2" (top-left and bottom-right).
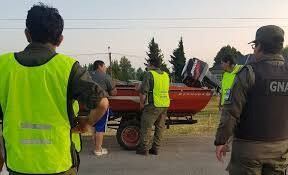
[{"x1": 0, "y1": 0, "x2": 288, "y2": 69}]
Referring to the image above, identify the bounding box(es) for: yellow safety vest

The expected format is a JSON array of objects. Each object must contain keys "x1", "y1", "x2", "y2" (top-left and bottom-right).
[
  {"x1": 221, "y1": 65, "x2": 243, "y2": 105},
  {"x1": 0, "y1": 53, "x2": 76, "y2": 174},
  {"x1": 150, "y1": 70, "x2": 170, "y2": 107}
]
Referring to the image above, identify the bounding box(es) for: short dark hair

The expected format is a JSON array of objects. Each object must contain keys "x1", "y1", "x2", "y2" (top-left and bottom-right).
[
  {"x1": 221, "y1": 54, "x2": 236, "y2": 65},
  {"x1": 26, "y1": 3, "x2": 64, "y2": 45},
  {"x1": 93, "y1": 60, "x2": 105, "y2": 70},
  {"x1": 148, "y1": 59, "x2": 161, "y2": 68},
  {"x1": 258, "y1": 40, "x2": 283, "y2": 54}
]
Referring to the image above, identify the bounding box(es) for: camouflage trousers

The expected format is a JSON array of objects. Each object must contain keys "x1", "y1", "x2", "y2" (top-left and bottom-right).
[
  {"x1": 138, "y1": 105, "x2": 167, "y2": 151},
  {"x1": 228, "y1": 149, "x2": 288, "y2": 175}
]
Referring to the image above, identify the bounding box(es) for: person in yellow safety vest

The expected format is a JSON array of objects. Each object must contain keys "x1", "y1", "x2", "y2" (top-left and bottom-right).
[
  {"x1": 136, "y1": 56, "x2": 170, "y2": 156},
  {"x1": 0, "y1": 3, "x2": 109, "y2": 175},
  {"x1": 219, "y1": 54, "x2": 243, "y2": 152},
  {"x1": 220, "y1": 55, "x2": 244, "y2": 108}
]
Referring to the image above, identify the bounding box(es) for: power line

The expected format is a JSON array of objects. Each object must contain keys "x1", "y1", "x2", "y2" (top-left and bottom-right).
[
  {"x1": 0, "y1": 27, "x2": 129, "y2": 30},
  {"x1": 112, "y1": 53, "x2": 144, "y2": 59},
  {"x1": 1, "y1": 25, "x2": 287, "y2": 30},
  {"x1": 68, "y1": 53, "x2": 108, "y2": 56},
  {"x1": 1, "y1": 17, "x2": 288, "y2": 21},
  {"x1": 69, "y1": 52, "x2": 144, "y2": 59}
]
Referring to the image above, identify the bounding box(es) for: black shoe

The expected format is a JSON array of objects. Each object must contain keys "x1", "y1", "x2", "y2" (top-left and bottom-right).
[
  {"x1": 136, "y1": 149, "x2": 148, "y2": 156},
  {"x1": 149, "y1": 148, "x2": 158, "y2": 155}
]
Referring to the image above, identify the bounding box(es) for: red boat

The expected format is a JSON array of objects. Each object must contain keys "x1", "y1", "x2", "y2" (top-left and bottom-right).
[
  {"x1": 80, "y1": 84, "x2": 213, "y2": 150},
  {"x1": 110, "y1": 85, "x2": 212, "y2": 114}
]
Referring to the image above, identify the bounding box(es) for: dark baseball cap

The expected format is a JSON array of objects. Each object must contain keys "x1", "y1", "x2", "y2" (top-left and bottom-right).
[{"x1": 248, "y1": 25, "x2": 284, "y2": 44}]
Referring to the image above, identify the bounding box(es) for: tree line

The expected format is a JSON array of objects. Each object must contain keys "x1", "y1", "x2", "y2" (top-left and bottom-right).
[
  {"x1": 84, "y1": 37, "x2": 186, "y2": 82},
  {"x1": 84, "y1": 38, "x2": 288, "y2": 82}
]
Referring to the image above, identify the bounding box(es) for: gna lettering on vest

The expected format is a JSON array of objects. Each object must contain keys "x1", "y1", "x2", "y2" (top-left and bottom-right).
[{"x1": 270, "y1": 81, "x2": 288, "y2": 93}]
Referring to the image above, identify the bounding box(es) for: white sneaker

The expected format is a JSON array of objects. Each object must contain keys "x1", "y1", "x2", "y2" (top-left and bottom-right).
[{"x1": 93, "y1": 148, "x2": 108, "y2": 156}]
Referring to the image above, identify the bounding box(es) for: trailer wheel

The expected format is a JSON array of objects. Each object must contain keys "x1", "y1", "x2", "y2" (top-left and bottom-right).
[{"x1": 116, "y1": 120, "x2": 140, "y2": 150}]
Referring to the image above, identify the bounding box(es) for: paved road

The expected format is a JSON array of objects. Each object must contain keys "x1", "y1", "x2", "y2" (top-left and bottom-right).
[{"x1": 79, "y1": 135, "x2": 230, "y2": 175}]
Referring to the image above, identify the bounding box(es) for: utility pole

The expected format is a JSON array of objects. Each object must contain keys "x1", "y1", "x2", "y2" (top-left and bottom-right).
[{"x1": 108, "y1": 46, "x2": 112, "y2": 79}]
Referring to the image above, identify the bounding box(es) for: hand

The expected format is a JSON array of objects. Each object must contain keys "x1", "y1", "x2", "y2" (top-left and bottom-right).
[
  {"x1": 71, "y1": 117, "x2": 90, "y2": 133},
  {"x1": 216, "y1": 145, "x2": 227, "y2": 162},
  {"x1": 71, "y1": 125, "x2": 89, "y2": 133},
  {"x1": 140, "y1": 102, "x2": 144, "y2": 110}
]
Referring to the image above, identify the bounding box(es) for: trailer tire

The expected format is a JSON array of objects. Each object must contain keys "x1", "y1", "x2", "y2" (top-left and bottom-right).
[{"x1": 116, "y1": 120, "x2": 141, "y2": 150}]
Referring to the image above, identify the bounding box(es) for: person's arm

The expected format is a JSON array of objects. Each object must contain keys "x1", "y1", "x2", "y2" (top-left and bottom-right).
[
  {"x1": 87, "y1": 97, "x2": 109, "y2": 125},
  {"x1": 109, "y1": 88, "x2": 117, "y2": 96},
  {"x1": 218, "y1": 74, "x2": 225, "y2": 110},
  {"x1": 138, "y1": 72, "x2": 151, "y2": 109},
  {"x1": 69, "y1": 63, "x2": 109, "y2": 132},
  {"x1": 218, "y1": 93, "x2": 222, "y2": 111},
  {"x1": 105, "y1": 75, "x2": 117, "y2": 96},
  {"x1": 214, "y1": 66, "x2": 255, "y2": 162},
  {"x1": 139, "y1": 93, "x2": 146, "y2": 110}
]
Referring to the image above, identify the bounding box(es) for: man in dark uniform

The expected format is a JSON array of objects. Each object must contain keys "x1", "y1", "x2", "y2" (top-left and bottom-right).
[{"x1": 215, "y1": 25, "x2": 288, "y2": 174}]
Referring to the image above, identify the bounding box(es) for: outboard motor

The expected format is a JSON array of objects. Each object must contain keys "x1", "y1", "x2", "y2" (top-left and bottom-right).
[{"x1": 181, "y1": 58, "x2": 220, "y2": 93}]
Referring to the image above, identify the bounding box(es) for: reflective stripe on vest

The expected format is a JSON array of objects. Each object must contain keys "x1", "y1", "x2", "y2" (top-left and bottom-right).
[
  {"x1": 0, "y1": 53, "x2": 76, "y2": 174},
  {"x1": 72, "y1": 101, "x2": 81, "y2": 152},
  {"x1": 150, "y1": 70, "x2": 170, "y2": 107},
  {"x1": 221, "y1": 65, "x2": 243, "y2": 105}
]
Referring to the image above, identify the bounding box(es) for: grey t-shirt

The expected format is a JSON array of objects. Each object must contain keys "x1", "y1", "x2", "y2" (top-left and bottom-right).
[{"x1": 90, "y1": 71, "x2": 115, "y2": 95}]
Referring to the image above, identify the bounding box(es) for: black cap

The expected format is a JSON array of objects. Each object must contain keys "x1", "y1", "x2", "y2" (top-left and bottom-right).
[{"x1": 248, "y1": 25, "x2": 284, "y2": 44}]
